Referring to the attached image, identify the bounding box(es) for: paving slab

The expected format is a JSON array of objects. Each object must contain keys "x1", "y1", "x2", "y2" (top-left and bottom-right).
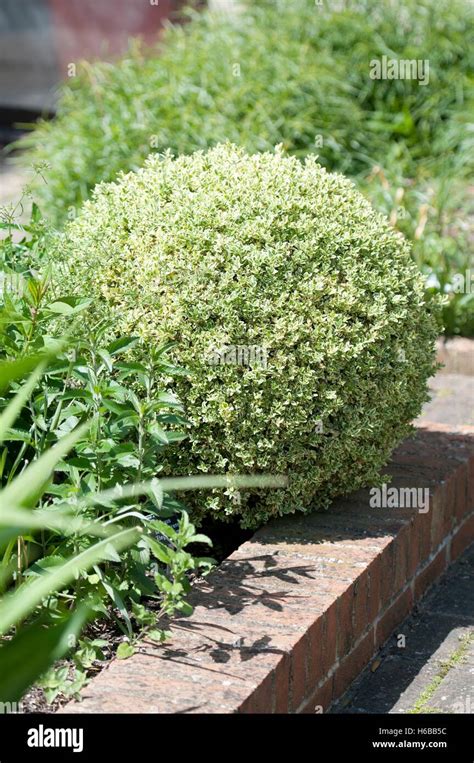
[
  {"x1": 426, "y1": 634, "x2": 474, "y2": 713},
  {"x1": 418, "y1": 373, "x2": 474, "y2": 428},
  {"x1": 436, "y1": 338, "x2": 474, "y2": 377},
  {"x1": 332, "y1": 543, "x2": 474, "y2": 714}
]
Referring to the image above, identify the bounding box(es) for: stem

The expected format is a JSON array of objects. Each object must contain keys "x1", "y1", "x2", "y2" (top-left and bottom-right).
[
  {"x1": 7, "y1": 441, "x2": 29, "y2": 484},
  {"x1": 16, "y1": 537, "x2": 22, "y2": 587},
  {"x1": 37, "y1": 355, "x2": 74, "y2": 454}
]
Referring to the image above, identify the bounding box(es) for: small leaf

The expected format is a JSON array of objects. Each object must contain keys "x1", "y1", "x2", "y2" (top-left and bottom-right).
[
  {"x1": 47, "y1": 301, "x2": 76, "y2": 315},
  {"x1": 188, "y1": 533, "x2": 212, "y2": 546},
  {"x1": 150, "y1": 479, "x2": 164, "y2": 509},
  {"x1": 116, "y1": 642, "x2": 136, "y2": 660},
  {"x1": 177, "y1": 601, "x2": 193, "y2": 617},
  {"x1": 107, "y1": 337, "x2": 139, "y2": 356},
  {"x1": 146, "y1": 537, "x2": 172, "y2": 565},
  {"x1": 146, "y1": 629, "x2": 169, "y2": 643},
  {"x1": 97, "y1": 349, "x2": 114, "y2": 372}
]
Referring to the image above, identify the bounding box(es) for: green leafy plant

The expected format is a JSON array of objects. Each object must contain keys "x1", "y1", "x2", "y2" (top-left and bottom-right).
[
  {"x1": 51, "y1": 143, "x2": 441, "y2": 527},
  {"x1": 0, "y1": 202, "x2": 287, "y2": 704},
  {"x1": 15, "y1": 2, "x2": 364, "y2": 224},
  {"x1": 359, "y1": 160, "x2": 474, "y2": 337},
  {"x1": 0, "y1": 357, "x2": 284, "y2": 703},
  {"x1": 0, "y1": 364, "x2": 143, "y2": 702}
]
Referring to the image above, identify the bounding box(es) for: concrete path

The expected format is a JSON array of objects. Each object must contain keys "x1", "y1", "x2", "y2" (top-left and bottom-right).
[
  {"x1": 418, "y1": 373, "x2": 474, "y2": 428},
  {"x1": 332, "y1": 542, "x2": 474, "y2": 714},
  {"x1": 0, "y1": 160, "x2": 27, "y2": 210}
]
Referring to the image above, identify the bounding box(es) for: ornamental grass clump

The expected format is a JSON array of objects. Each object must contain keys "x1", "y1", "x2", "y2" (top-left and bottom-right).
[{"x1": 54, "y1": 145, "x2": 441, "y2": 528}]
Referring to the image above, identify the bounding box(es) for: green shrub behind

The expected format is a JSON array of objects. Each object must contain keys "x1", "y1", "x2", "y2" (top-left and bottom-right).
[
  {"x1": 20, "y1": 0, "x2": 473, "y2": 226},
  {"x1": 19, "y1": 0, "x2": 473, "y2": 336},
  {"x1": 18, "y1": 2, "x2": 364, "y2": 224}
]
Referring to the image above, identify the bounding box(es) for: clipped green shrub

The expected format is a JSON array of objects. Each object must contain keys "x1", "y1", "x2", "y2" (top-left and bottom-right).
[{"x1": 53, "y1": 144, "x2": 441, "y2": 527}]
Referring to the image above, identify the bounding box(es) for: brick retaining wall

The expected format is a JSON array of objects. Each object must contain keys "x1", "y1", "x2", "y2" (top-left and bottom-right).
[{"x1": 61, "y1": 421, "x2": 473, "y2": 714}]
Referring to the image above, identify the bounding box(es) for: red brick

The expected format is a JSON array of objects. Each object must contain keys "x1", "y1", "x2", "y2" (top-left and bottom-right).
[
  {"x1": 451, "y1": 514, "x2": 474, "y2": 561},
  {"x1": 336, "y1": 585, "x2": 355, "y2": 659},
  {"x1": 239, "y1": 670, "x2": 274, "y2": 714},
  {"x1": 414, "y1": 546, "x2": 447, "y2": 601},
  {"x1": 430, "y1": 484, "x2": 449, "y2": 552},
  {"x1": 443, "y1": 475, "x2": 457, "y2": 533},
  {"x1": 323, "y1": 603, "x2": 337, "y2": 675},
  {"x1": 380, "y1": 542, "x2": 396, "y2": 607},
  {"x1": 352, "y1": 571, "x2": 370, "y2": 642},
  {"x1": 274, "y1": 653, "x2": 290, "y2": 713},
  {"x1": 444, "y1": 477, "x2": 456, "y2": 534},
  {"x1": 289, "y1": 635, "x2": 307, "y2": 712},
  {"x1": 300, "y1": 675, "x2": 334, "y2": 714},
  {"x1": 393, "y1": 524, "x2": 410, "y2": 593},
  {"x1": 333, "y1": 628, "x2": 375, "y2": 700},
  {"x1": 407, "y1": 514, "x2": 422, "y2": 577},
  {"x1": 417, "y1": 509, "x2": 433, "y2": 563},
  {"x1": 375, "y1": 588, "x2": 413, "y2": 648},
  {"x1": 367, "y1": 556, "x2": 382, "y2": 623},
  {"x1": 454, "y1": 463, "x2": 468, "y2": 522},
  {"x1": 468, "y1": 457, "x2": 474, "y2": 514},
  {"x1": 306, "y1": 615, "x2": 324, "y2": 689}
]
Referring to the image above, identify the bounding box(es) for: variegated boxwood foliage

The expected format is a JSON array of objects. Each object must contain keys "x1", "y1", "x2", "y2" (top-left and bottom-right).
[{"x1": 54, "y1": 145, "x2": 440, "y2": 527}]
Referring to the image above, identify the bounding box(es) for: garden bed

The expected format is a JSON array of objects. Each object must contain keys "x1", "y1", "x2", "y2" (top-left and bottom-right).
[
  {"x1": 20, "y1": 516, "x2": 252, "y2": 713},
  {"x1": 0, "y1": 0, "x2": 472, "y2": 724},
  {"x1": 60, "y1": 415, "x2": 474, "y2": 714}
]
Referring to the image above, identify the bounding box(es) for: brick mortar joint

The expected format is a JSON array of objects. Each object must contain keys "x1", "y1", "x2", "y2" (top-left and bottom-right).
[{"x1": 293, "y1": 508, "x2": 474, "y2": 714}]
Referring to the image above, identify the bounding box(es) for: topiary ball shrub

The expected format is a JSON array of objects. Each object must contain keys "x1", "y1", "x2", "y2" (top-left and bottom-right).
[{"x1": 54, "y1": 144, "x2": 440, "y2": 528}]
